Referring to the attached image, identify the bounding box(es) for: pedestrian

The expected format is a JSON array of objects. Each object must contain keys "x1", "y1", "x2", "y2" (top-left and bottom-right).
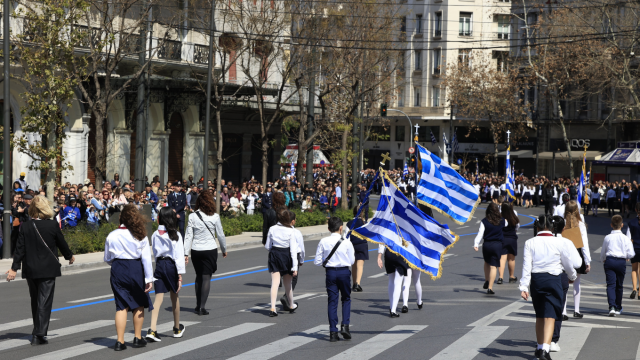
[
  {"x1": 591, "y1": 184, "x2": 600, "y2": 217},
  {"x1": 265, "y1": 209, "x2": 299, "y2": 316},
  {"x1": 279, "y1": 211, "x2": 305, "y2": 309},
  {"x1": 519, "y1": 214, "x2": 580, "y2": 360},
  {"x1": 184, "y1": 191, "x2": 227, "y2": 316},
  {"x1": 548, "y1": 215, "x2": 572, "y2": 353},
  {"x1": 262, "y1": 191, "x2": 285, "y2": 245},
  {"x1": 345, "y1": 206, "x2": 368, "y2": 292},
  {"x1": 628, "y1": 203, "x2": 640, "y2": 299},
  {"x1": 601, "y1": 215, "x2": 635, "y2": 316},
  {"x1": 146, "y1": 207, "x2": 186, "y2": 342},
  {"x1": 607, "y1": 186, "x2": 617, "y2": 217},
  {"x1": 498, "y1": 202, "x2": 519, "y2": 284},
  {"x1": 4, "y1": 195, "x2": 75, "y2": 346},
  {"x1": 473, "y1": 203, "x2": 506, "y2": 294},
  {"x1": 562, "y1": 201, "x2": 591, "y2": 319},
  {"x1": 542, "y1": 182, "x2": 554, "y2": 216},
  {"x1": 314, "y1": 217, "x2": 355, "y2": 342},
  {"x1": 104, "y1": 204, "x2": 154, "y2": 351}
]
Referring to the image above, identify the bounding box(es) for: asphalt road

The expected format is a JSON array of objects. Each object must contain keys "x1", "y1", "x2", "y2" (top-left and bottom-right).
[{"x1": 1, "y1": 201, "x2": 639, "y2": 360}]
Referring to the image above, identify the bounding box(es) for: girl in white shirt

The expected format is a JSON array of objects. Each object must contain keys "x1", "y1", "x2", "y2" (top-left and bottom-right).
[
  {"x1": 562, "y1": 201, "x2": 591, "y2": 319},
  {"x1": 279, "y1": 211, "x2": 305, "y2": 308},
  {"x1": 146, "y1": 207, "x2": 187, "y2": 342},
  {"x1": 104, "y1": 204, "x2": 154, "y2": 351},
  {"x1": 265, "y1": 209, "x2": 299, "y2": 317}
]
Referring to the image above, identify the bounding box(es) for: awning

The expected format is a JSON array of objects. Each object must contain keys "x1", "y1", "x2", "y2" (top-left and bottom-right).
[
  {"x1": 593, "y1": 148, "x2": 640, "y2": 166},
  {"x1": 281, "y1": 145, "x2": 331, "y2": 167},
  {"x1": 533, "y1": 151, "x2": 604, "y2": 160},
  {"x1": 497, "y1": 150, "x2": 534, "y2": 158}
]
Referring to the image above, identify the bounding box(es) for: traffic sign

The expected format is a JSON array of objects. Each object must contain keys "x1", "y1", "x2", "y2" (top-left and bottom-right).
[
  {"x1": 408, "y1": 147, "x2": 415, "y2": 154},
  {"x1": 457, "y1": 158, "x2": 462, "y2": 165}
]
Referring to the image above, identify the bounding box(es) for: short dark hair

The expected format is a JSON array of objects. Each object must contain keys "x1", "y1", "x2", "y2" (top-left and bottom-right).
[
  {"x1": 328, "y1": 217, "x2": 342, "y2": 233},
  {"x1": 612, "y1": 215, "x2": 623, "y2": 229}
]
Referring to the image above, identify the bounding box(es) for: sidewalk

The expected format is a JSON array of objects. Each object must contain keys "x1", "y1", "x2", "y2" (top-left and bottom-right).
[{"x1": 0, "y1": 224, "x2": 330, "y2": 280}]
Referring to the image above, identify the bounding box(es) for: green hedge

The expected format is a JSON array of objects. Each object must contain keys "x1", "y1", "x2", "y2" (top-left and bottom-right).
[{"x1": 63, "y1": 223, "x2": 117, "y2": 255}]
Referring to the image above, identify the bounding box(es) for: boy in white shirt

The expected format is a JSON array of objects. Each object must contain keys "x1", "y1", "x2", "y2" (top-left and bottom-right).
[{"x1": 601, "y1": 215, "x2": 636, "y2": 316}]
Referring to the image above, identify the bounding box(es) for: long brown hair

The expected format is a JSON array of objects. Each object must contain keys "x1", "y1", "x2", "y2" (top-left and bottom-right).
[
  {"x1": 564, "y1": 200, "x2": 583, "y2": 230},
  {"x1": 486, "y1": 202, "x2": 502, "y2": 226},
  {"x1": 196, "y1": 190, "x2": 216, "y2": 215},
  {"x1": 273, "y1": 191, "x2": 286, "y2": 209},
  {"x1": 501, "y1": 203, "x2": 519, "y2": 227},
  {"x1": 120, "y1": 204, "x2": 147, "y2": 240}
]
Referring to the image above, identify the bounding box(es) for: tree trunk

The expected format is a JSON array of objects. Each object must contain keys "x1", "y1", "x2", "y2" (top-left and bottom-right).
[
  {"x1": 341, "y1": 125, "x2": 349, "y2": 210},
  {"x1": 215, "y1": 110, "x2": 223, "y2": 214},
  {"x1": 554, "y1": 97, "x2": 574, "y2": 180},
  {"x1": 94, "y1": 105, "x2": 106, "y2": 191},
  {"x1": 261, "y1": 137, "x2": 269, "y2": 189},
  {"x1": 492, "y1": 123, "x2": 499, "y2": 175},
  {"x1": 45, "y1": 126, "x2": 57, "y2": 202},
  {"x1": 296, "y1": 117, "x2": 306, "y2": 187}
]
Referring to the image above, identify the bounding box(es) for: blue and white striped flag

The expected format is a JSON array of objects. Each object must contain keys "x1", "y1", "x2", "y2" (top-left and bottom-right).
[
  {"x1": 290, "y1": 161, "x2": 295, "y2": 177},
  {"x1": 415, "y1": 143, "x2": 480, "y2": 224},
  {"x1": 351, "y1": 175, "x2": 458, "y2": 279},
  {"x1": 430, "y1": 130, "x2": 437, "y2": 144},
  {"x1": 403, "y1": 162, "x2": 408, "y2": 177},
  {"x1": 505, "y1": 146, "x2": 515, "y2": 199}
]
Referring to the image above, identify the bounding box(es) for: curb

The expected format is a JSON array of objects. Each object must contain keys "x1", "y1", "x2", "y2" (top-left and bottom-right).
[{"x1": 0, "y1": 231, "x2": 331, "y2": 280}]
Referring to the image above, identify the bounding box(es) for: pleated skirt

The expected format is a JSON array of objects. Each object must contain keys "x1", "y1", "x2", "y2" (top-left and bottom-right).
[
  {"x1": 501, "y1": 236, "x2": 518, "y2": 256},
  {"x1": 110, "y1": 258, "x2": 153, "y2": 312},
  {"x1": 530, "y1": 272, "x2": 563, "y2": 320},
  {"x1": 154, "y1": 257, "x2": 179, "y2": 294},
  {"x1": 268, "y1": 247, "x2": 294, "y2": 276},
  {"x1": 482, "y1": 240, "x2": 502, "y2": 267},
  {"x1": 384, "y1": 250, "x2": 408, "y2": 276}
]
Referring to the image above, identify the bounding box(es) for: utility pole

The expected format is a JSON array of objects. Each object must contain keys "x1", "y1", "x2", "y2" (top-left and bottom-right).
[
  {"x1": 449, "y1": 103, "x2": 454, "y2": 165},
  {"x1": 203, "y1": 0, "x2": 216, "y2": 187},
  {"x1": 2, "y1": 0, "x2": 11, "y2": 259},
  {"x1": 305, "y1": 49, "x2": 315, "y2": 184},
  {"x1": 134, "y1": 1, "x2": 149, "y2": 191},
  {"x1": 351, "y1": 85, "x2": 363, "y2": 208}
]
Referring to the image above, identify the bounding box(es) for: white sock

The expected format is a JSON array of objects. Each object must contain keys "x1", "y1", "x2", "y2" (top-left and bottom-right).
[
  {"x1": 389, "y1": 271, "x2": 403, "y2": 312},
  {"x1": 537, "y1": 344, "x2": 543, "y2": 350},
  {"x1": 412, "y1": 271, "x2": 423, "y2": 304},
  {"x1": 542, "y1": 343, "x2": 550, "y2": 352},
  {"x1": 402, "y1": 271, "x2": 412, "y2": 307}
]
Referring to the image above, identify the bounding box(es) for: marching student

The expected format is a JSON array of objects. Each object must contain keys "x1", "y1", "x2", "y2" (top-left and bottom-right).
[
  {"x1": 104, "y1": 204, "x2": 154, "y2": 351},
  {"x1": 591, "y1": 184, "x2": 601, "y2": 217},
  {"x1": 265, "y1": 209, "x2": 299, "y2": 316},
  {"x1": 378, "y1": 244, "x2": 411, "y2": 316},
  {"x1": 520, "y1": 214, "x2": 580, "y2": 360},
  {"x1": 627, "y1": 203, "x2": 640, "y2": 299},
  {"x1": 146, "y1": 207, "x2": 186, "y2": 342},
  {"x1": 548, "y1": 216, "x2": 574, "y2": 353},
  {"x1": 562, "y1": 201, "x2": 591, "y2": 319},
  {"x1": 490, "y1": 183, "x2": 500, "y2": 204},
  {"x1": 314, "y1": 217, "x2": 355, "y2": 342},
  {"x1": 280, "y1": 211, "x2": 305, "y2": 309},
  {"x1": 601, "y1": 215, "x2": 635, "y2": 316},
  {"x1": 473, "y1": 203, "x2": 506, "y2": 294},
  {"x1": 345, "y1": 206, "x2": 368, "y2": 292},
  {"x1": 498, "y1": 203, "x2": 519, "y2": 284}
]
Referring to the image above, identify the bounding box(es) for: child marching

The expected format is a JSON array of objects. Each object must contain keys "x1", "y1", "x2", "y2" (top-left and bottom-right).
[{"x1": 601, "y1": 215, "x2": 635, "y2": 316}]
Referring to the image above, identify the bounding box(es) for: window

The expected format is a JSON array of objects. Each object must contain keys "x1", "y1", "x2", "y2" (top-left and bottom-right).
[
  {"x1": 497, "y1": 15, "x2": 510, "y2": 39},
  {"x1": 415, "y1": 50, "x2": 422, "y2": 70},
  {"x1": 418, "y1": 126, "x2": 440, "y2": 143},
  {"x1": 398, "y1": 88, "x2": 404, "y2": 107},
  {"x1": 414, "y1": 87, "x2": 421, "y2": 107},
  {"x1": 433, "y1": 87, "x2": 440, "y2": 107},
  {"x1": 434, "y1": 12, "x2": 442, "y2": 37},
  {"x1": 496, "y1": 51, "x2": 508, "y2": 72},
  {"x1": 416, "y1": 15, "x2": 423, "y2": 33},
  {"x1": 433, "y1": 48, "x2": 441, "y2": 74},
  {"x1": 458, "y1": 49, "x2": 471, "y2": 67},
  {"x1": 459, "y1": 12, "x2": 472, "y2": 36},
  {"x1": 399, "y1": 51, "x2": 406, "y2": 72},
  {"x1": 401, "y1": 16, "x2": 406, "y2": 34},
  {"x1": 395, "y1": 126, "x2": 406, "y2": 141}
]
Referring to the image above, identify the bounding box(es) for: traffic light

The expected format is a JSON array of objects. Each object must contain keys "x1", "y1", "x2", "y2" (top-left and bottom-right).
[{"x1": 380, "y1": 103, "x2": 387, "y2": 117}]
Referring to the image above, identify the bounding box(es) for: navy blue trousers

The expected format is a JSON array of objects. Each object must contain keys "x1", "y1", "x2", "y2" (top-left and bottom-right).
[
  {"x1": 177, "y1": 212, "x2": 185, "y2": 239},
  {"x1": 325, "y1": 267, "x2": 351, "y2": 332},
  {"x1": 552, "y1": 272, "x2": 569, "y2": 343},
  {"x1": 604, "y1": 257, "x2": 626, "y2": 309}
]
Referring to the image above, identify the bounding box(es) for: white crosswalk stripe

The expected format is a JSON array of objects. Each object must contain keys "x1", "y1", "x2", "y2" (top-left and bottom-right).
[
  {"x1": 328, "y1": 325, "x2": 427, "y2": 360},
  {"x1": 0, "y1": 318, "x2": 57, "y2": 332},
  {"x1": 0, "y1": 320, "x2": 112, "y2": 352},
  {"x1": 228, "y1": 325, "x2": 327, "y2": 360},
  {"x1": 368, "y1": 273, "x2": 386, "y2": 279},
  {"x1": 239, "y1": 293, "x2": 317, "y2": 312},
  {"x1": 430, "y1": 326, "x2": 509, "y2": 360},
  {"x1": 560, "y1": 327, "x2": 592, "y2": 360},
  {"x1": 22, "y1": 321, "x2": 200, "y2": 360},
  {"x1": 123, "y1": 323, "x2": 274, "y2": 360}
]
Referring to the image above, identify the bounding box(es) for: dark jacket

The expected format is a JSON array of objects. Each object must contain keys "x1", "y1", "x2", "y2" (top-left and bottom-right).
[
  {"x1": 11, "y1": 219, "x2": 73, "y2": 279},
  {"x1": 168, "y1": 191, "x2": 187, "y2": 214}
]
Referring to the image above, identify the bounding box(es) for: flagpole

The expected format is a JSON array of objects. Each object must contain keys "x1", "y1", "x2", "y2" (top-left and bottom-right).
[{"x1": 414, "y1": 124, "x2": 420, "y2": 206}]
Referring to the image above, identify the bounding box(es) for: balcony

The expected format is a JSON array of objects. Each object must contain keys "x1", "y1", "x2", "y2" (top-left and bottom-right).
[
  {"x1": 76, "y1": 25, "x2": 101, "y2": 49},
  {"x1": 158, "y1": 40, "x2": 182, "y2": 61},
  {"x1": 432, "y1": 67, "x2": 441, "y2": 77},
  {"x1": 193, "y1": 44, "x2": 209, "y2": 64},
  {"x1": 121, "y1": 33, "x2": 142, "y2": 54},
  {"x1": 395, "y1": 106, "x2": 445, "y2": 117}
]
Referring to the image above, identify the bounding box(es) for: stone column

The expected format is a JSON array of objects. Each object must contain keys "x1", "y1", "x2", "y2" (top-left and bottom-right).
[
  {"x1": 272, "y1": 137, "x2": 282, "y2": 181},
  {"x1": 112, "y1": 129, "x2": 133, "y2": 181},
  {"x1": 147, "y1": 130, "x2": 171, "y2": 185},
  {"x1": 241, "y1": 133, "x2": 252, "y2": 181}
]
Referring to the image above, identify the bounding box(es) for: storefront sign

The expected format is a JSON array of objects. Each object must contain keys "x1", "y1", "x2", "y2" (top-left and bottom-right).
[
  {"x1": 514, "y1": 140, "x2": 537, "y2": 151},
  {"x1": 457, "y1": 143, "x2": 506, "y2": 154},
  {"x1": 618, "y1": 142, "x2": 640, "y2": 149},
  {"x1": 609, "y1": 149, "x2": 634, "y2": 161},
  {"x1": 549, "y1": 138, "x2": 608, "y2": 152}
]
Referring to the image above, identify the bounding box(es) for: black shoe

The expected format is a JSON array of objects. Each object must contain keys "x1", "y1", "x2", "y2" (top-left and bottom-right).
[
  {"x1": 356, "y1": 284, "x2": 363, "y2": 292},
  {"x1": 534, "y1": 349, "x2": 541, "y2": 359},
  {"x1": 173, "y1": 324, "x2": 186, "y2": 338},
  {"x1": 289, "y1": 302, "x2": 299, "y2": 314},
  {"x1": 483, "y1": 281, "x2": 489, "y2": 289},
  {"x1": 417, "y1": 302, "x2": 423, "y2": 310},
  {"x1": 280, "y1": 295, "x2": 291, "y2": 311},
  {"x1": 198, "y1": 308, "x2": 209, "y2": 316},
  {"x1": 487, "y1": 289, "x2": 495, "y2": 295},
  {"x1": 389, "y1": 310, "x2": 400, "y2": 318},
  {"x1": 509, "y1": 277, "x2": 518, "y2": 283},
  {"x1": 573, "y1": 312, "x2": 583, "y2": 319},
  {"x1": 401, "y1": 305, "x2": 409, "y2": 313},
  {"x1": 132, "y1": 336, "x2": 147, "y2": 348},
  {"x1": 114, "y1": 341, "x2": 127, "y2": 351},
  {"x1": 542, "y1": 349, "x2": 553, "y2": 360},
  {"x1": 562, "y1": 315, "x2": 569, "y2": 321},
  {"x1": 631, "y1": 290, "x2": 637, "y2": 299},
  {"x1": 497, "y1": 278, "x2": 503, "y2": 284},
  {"x1": 329, "y1": 331, "x2": 340, "y2": 342},
  {"x1": 352, "y1": 284, "x2": 357, "y2": 291},
  {"x1": 340, "y1": 324, "x2": 351, "y2": 340},
  {"x1": 30, "y1": 336, "x2": 48, "y2": 346},
  {"x1": 269, "y1": 310, "x2": 278, "y2": 317},
  {"x1": 146, "y1": 329, "x2": 162, "y2": 342},
  {"x1": 194, "y1": 307, "x2": 200, "y2": 314}
]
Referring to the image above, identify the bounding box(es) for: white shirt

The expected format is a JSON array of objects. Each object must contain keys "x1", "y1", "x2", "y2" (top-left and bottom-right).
[
  {"x1": 293, "y1": 227, "x2": 305, "y2": 260},
  {"x1": 184, "y1": 211, "x2": 227, "y2": 255},
  {"x1": 601, "y1": 230, "x2": 635, "y2": 261},
  {"x1": 499, "y1": 184, "x2": 506, "y2": 192},
  {"x1": 314, "y1": 233, "x2": 355, "y2": 268},
  {"x1": 490, "y1": 185, "x2": 499, "y2": 195},
  {"x1": 553, "y1": 205, "x2": 585, "y2": 222},
  {"x1": 519, "y1": 231, "x2": 581, "y2": 292},
  {"x1": 574, "y1": 222, "x2": 591, "y2": 265},
  {"x1": 265, "y1": 223, "x2": 299, "y2": 271},
  {"x1": 336, "y1": 186, "x2": 342, "y2": 198},
  {"x1": 247, "y1": 194, "x2": 258, "y2": 210},
  {"x1": 473, "y1": 218, "x2": 511, "y2": 248},
  {"x1": 151, "y1": 225, "x2": 186, "y2": 274},
  {"x1": 104, "y1": 227, "x2": 155, "y2": 284}
]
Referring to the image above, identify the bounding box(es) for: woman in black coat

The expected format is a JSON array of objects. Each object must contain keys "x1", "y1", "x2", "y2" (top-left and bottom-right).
[{"x1": 5, "y1": 195, "x2": 75, "y2": 346}]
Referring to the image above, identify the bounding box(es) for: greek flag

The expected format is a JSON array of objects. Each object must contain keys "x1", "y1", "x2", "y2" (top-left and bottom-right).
[
  {"x1": 351, "y1": 174, "x2": 458, "y2": 279},
  {"x1": 578, "y1": 151, "x2": 586, "y2": 204},
  {"x1": 403, "y1": 162, "x2": 408, "y2": 177},
  {"x1": 475, "y1": 158, "x2": 479, "y2": 181},
  {"x1": 430, "y1": 130, "x2": 437, "y2": 144},
  {"x1": 290, "y1": 161, "x2": 295, "y2": 175},
  {"x1": 415, "y1": 143, "x2": 480, "y2": 225},
  {"x1": 505, "y1": 146, "x2": 515, "y2": 199}
]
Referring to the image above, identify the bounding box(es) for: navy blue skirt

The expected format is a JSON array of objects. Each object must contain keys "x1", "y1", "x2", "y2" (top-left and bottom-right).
[
  {"x1": 523, "y1": 193, "x2": 531, "y2": 201},
  {"x1": 482, "y1": 240, "x2": 502, "y2": 267},
  {"x1": 154, "y1": 257, "x2": 179, "y2": 294},
  {"x1": 353, "y1": 242, "x2": 370, "y2": 261},
  {"x1": 530, "y1": 273, "x2": 563, "y2": 320},
  {"x1": 268, "y1": 247, "x2": 294, "y2": 276},
  {"x1": 632, "y1": 247, "x2": 640, "y2": 264},
  {"x1": 501, "y1": 236, "x2": 518, "y2": 256},
  {"x1": 110, "y1": 258, "x2": 153, "y2": 312},
  {"x1": 384, "y1": 250, "x2": 408, "y2": 276}
]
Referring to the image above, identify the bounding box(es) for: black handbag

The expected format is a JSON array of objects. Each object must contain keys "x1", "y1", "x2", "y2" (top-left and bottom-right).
[{"x1": 576, "y1": 248, "x2": 587, "y2": 274}]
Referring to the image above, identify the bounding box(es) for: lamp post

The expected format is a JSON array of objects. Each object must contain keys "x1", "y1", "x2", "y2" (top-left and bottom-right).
[
  {"x1": 387, "y1": 108, "x2": 413, "y2": 150},
  {"x1": 2, "y1": 0, "x2": 11, "y2": 259},
  {"x1": 202, "y1": 0, "x2": 216, "y2": 187}
]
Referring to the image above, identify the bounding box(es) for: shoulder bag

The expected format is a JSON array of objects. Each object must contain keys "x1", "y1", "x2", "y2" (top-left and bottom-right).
[
  {"x1": 33, "y1": 221, "x2": 61, "y2": 267},
  {"x1": 322, "y1": 236, "x2": 344, "y2": 268},
  {"x1": 194, "y1": 211, "x2": 221, "y2": 249}
]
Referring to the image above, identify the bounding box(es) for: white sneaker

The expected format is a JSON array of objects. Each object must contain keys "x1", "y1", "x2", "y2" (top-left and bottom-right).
[
  {"x1": 615, "y1": 307, "x2": 622, "y2": 316},
  {"x1": 146, "y1": 329, "x2": 161, "y2": 342},
  {"x1": 550, "y1": 342, "x2": 560, "y2": 352},
  {"x1": 609, "y1": 307, "x2": 616, "y2": 317}
]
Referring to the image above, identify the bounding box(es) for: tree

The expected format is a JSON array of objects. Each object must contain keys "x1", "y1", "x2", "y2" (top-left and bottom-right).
[{"x1": 14, "y1": 0, "x2": 88, "y2": 200}]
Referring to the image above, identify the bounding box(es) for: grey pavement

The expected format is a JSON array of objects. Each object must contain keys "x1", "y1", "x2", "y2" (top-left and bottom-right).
[{"x1": 0, "y1": 201, "x2": 639, "y2": 360}]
